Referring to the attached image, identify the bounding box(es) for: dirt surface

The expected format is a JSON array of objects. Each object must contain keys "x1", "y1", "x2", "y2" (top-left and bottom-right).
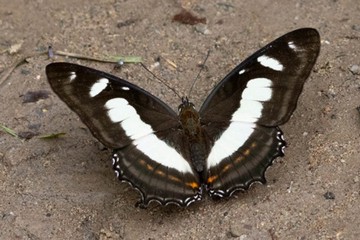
[{"x1": 0, "y1": 0, "x2": 359, "y2": 239}]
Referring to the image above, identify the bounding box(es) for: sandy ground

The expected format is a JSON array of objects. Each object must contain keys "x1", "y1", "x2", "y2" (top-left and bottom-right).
[{"x1": 0, "y1": 0, "x2": 359, "y2": 239}]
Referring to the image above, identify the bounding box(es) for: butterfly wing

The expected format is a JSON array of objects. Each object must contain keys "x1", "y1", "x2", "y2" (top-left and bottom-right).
[
  {"x1": 199, "y1": 28, "x2": 320, "y2": 197},
  {"x1": 46, "y1": 63, "x2": 201, "y2": 206}
]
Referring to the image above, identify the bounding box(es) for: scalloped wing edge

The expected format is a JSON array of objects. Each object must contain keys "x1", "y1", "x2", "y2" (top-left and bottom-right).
[
  {"x1": 111, "y1": 153, "x2": 203, "y2": 207},
  {"x1": 207, "y1": 128, "x2": 286, "y2": 199}
]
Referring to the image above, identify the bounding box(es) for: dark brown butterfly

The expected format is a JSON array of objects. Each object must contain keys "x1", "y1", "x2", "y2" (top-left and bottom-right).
[{"x1": 46, "y1": 28, "x2": 320, "y2": 207}]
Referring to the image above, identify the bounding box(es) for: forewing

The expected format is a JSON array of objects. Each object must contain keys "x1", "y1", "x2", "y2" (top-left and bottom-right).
[
  {"x1": 46, "y1": 62, "x2": 179, "y2": 148},
  {"x1": 200, "y1": 28, "x2": 320, "y2": 126}
]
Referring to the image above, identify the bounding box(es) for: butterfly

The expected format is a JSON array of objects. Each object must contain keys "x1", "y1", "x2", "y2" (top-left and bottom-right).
[{"x1": 46, "y1": 28, "x2": 320, "y2": 207}]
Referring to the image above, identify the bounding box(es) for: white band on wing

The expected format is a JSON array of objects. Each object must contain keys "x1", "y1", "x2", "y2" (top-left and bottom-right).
[{"x1": 105, "y1": 98, "x2": 194, "y2": 174}]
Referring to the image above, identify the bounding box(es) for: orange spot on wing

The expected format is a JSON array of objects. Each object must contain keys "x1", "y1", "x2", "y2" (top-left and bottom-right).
[
  {"x1": 186, "y1": 181, "x2": 199, "y2": 189},
  {"x1": 207, "y1": 175, "x2": 218, "y2": 184},
  {"x1": 221, "y1": 164, "x2": 232, "y2": 173},
  {"x1": 146, "y1": 164, "x2": 154, "y2": 171},
  {"x1": 168, "y1": 175, "x2": 181, "y2": 182},
  {"x1": 156, "y1": 170, "x2": 165, "y2": 176},
  {"x1": 138, "y1": 159, "x2": 154, "y2": 171},
  {"x1": 244, "y1": 149, "x2": 251, "y2": 156},
  {"x1": 234, "y1": 155, "x2": 244, "y2": 163}
]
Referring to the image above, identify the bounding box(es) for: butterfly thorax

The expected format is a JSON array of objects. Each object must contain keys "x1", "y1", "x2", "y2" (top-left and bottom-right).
[
  {"x1": 178, "y1": 100, "x2": 200, "y2": 137},
  {"x1": 178, "y1": 98, "x2": 209, "y2": 174}
]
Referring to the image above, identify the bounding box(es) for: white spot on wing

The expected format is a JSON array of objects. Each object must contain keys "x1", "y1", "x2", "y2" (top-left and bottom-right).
[
  {"x1": 69, "y1": 72, "x2": 76, "y2": 82},
  {"x1": 238, "y1": 78, "x2": 272, "y2": 117},
  {"x1": 239, "y1": 69, "x2": 245, "y2": 75},
  {"x1": 105, "y1": 98, "x2": 193, "y2": 173},
  {"x1": 232, "y1": 99, "x2": 263, "y2": 122},
  {"x1": 122, "y1": 114, "x2": 153, "y2": 140},
  {"x1": 121, "y1": 86, "x2": 130, "y2": 91},
  {"x1": 242, "y1": 85, "x2": 272, "y2": 101},
  {"x1": 90, "y1": 78, "x2": 109, "y2": 97},
  {"x1": 246, "y1": 78, "x2": 272, "y2": 88},
  {"x1": 288, "y1": 41, "x2": 296, "y2": 50},
  {"x1": 106, "y1": 98, "x2": 128, "y2": 113},
  {"x1": 207, "y1": 122, "x2": 255, "y2": 168},
  {"x1": 257, "y1": 55, "x2": 283, "y2": 71}
]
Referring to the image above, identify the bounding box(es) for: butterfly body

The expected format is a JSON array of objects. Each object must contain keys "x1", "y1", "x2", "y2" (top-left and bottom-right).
[
  {"x1": 46, "y1": 28, "x2": 320, "y2": 207},
  {"x1": 178, "y1": 99, "x2": 210, "y2": 173}
]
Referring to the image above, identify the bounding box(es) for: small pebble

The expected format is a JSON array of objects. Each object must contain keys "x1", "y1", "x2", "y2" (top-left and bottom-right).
[
  {"x1": 195, "y1": 24, "x2": 211, "y2": 35},
  {"x1": 352, "y1": 25, "x2": 360, "y2": 31},
  {"x1": 324, "y1": 191, "x2": 335, "y2": 200},
  {"x1": 353, "y1": 176, "x2": 359, "y2": 183},
  {"x1": 350, "y1": 65, "x2": 360, "y2": 75}
]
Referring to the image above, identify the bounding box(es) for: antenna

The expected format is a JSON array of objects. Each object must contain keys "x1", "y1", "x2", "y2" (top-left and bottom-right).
[
  {"x1": 188, "y1": 50, "x2": 211, "y2": 98},
  {"x1": 139, "y1": 62, "x2": 182, "y2": 100}
]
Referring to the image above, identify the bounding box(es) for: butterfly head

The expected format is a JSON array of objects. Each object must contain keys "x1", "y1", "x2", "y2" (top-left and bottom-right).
[
  {"x1": 178, "y1": 97, "x2": 197, "y2": 115},
  {"x1": 178, "y1": 96, "x2": 195, "y2": 111}
]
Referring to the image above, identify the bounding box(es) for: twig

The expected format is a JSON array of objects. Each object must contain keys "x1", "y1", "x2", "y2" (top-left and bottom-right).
[
  {"x1": 54, "y1": 50, "x2": 142, "y2": 64},
  {"x1": 0, "y1": 48, "x2": 142, "y2": 89},
  {"x1": 0, "y1": 123, "x2": 19, "y2": 139},
  {"x1": 39, "y1": 132, "x2": 66, "y2": 139}
]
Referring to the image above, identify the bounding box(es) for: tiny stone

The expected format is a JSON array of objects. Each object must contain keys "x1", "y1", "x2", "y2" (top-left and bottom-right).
[
  {"x1": 18, "y1": 131, "x2": 38, "y2": 140},
  {"x1": 350, "y1": 65, "x2": 360, "y2": 75},
  {"x1": 21, "y1": 69, "x2": 31, "y2": 75},
  {"x1": 352, "y1": 25, "x2": 360, "y2": 31},
  {"x1": 4, "y1": 147, "x2": 24, "y2": 166},
  {"x1": 353, "y1": 176, "x2": 359, "y2": 183},
  {"x1": 195, "y1": 24, "x2": 211, "y2": 35},
  {"x1": 324, "y1": 191, "x2": 335, "y2": 200},
  {"x1": 2, "y1": 211, "x2": 16, "y2": 224},
  {"x1": 229, "y1": 224, "x2": 242, "y2": 238},
  {"x1": 117, "y1": 18, "x2": 137, "y2": 28},
  {"x1": 328, "y1": 87, "x2": 336, "y2": 97}
]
